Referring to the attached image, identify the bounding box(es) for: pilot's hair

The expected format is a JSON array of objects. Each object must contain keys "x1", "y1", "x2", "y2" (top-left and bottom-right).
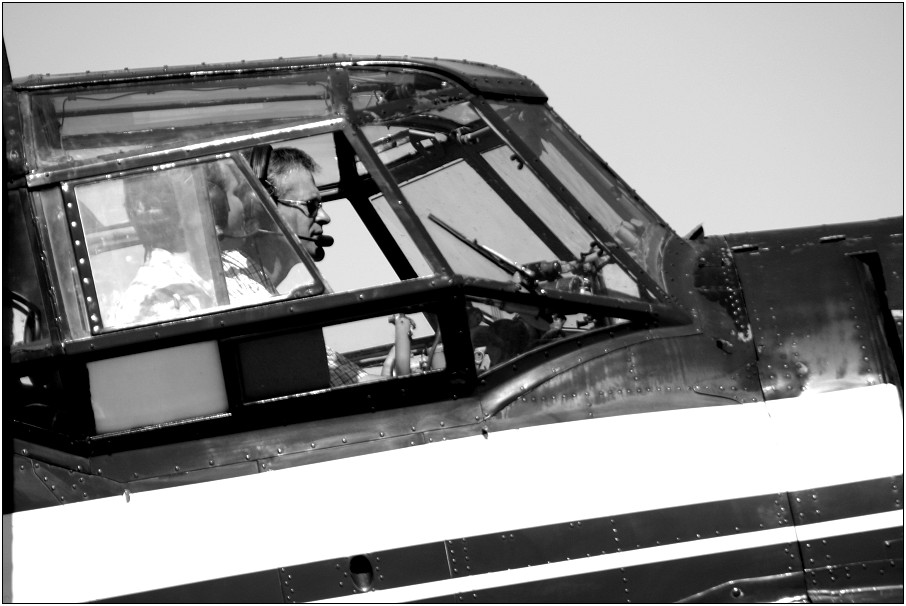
[
  {"x1": 124, "y1": 174, "x2": 184, "y2": 253},
  {"x1": 266, "y1": 147, "x2": 320, "y2": 193}
]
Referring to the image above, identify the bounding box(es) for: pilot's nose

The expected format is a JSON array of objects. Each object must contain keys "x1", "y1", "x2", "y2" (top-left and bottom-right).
[{"x1": 315, "y1": 205, "x2": 331, "y2": 224}]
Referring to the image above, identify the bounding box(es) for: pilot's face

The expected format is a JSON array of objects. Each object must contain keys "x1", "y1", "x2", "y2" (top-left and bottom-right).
[{"x1": 274, "y1": 168, "x2": 331, "y2": 258}]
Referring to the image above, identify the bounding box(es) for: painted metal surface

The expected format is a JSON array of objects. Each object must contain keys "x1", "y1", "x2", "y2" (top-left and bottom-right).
[
  {"x1": 728, "y1": 219, "x2": 903, "y2": 400},
  {"x1": 3, "y1": 54, "x2": 903, "y2": 603},
  {"x1": 7, "y1": 386, "x2": 902, "y2": 602}
]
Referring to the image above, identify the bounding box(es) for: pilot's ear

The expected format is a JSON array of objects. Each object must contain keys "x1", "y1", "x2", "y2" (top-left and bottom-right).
[{"x1": 247, "y1": 144, "x2": 274, "y2": 194}]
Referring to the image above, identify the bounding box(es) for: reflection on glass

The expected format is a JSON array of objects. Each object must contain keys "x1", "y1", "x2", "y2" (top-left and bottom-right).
[
  {"x1": 481, "y1": 146, "x2": 641, "y2": 300},
  {"x1": 349, "y1": 69, "x2": 465, "y2": 115},
  {"x1": 360, "y1": 103, "x2": 648, "y2": 303},
  {"x1": 28, "y1": 73, "x2": 332, "y2": 173},
  {"x1": 399, "y1": 159, "x2": 559, "y2": 282},
  {"x1": 75, "y1": 158, "x2": 316, "y2": 330},
  {"x1": 490, "y1": 102, "x2": 670, "y2": 287},
  {"x1": 368, "y1": 193, "x2": 436, "y2": 278}
]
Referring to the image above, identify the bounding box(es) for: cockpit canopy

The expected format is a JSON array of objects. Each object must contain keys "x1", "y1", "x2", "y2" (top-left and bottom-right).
[{"x1": 6, "y1": 56, "x2": 677, "y2": 349}]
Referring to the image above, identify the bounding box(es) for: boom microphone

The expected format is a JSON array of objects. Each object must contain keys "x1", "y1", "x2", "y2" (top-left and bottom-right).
[
  {"x1": 296, "y1": 233, "x2": 334, "y2": 261},
  {"x1": 297, "y1": 234, "x2": 334, "y2": 247}
]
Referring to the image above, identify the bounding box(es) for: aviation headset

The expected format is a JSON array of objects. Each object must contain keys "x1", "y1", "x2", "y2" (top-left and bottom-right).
[
  {"x1": 247, "y1": 143, "x2": 334, "y2": 255},
  {"x1": 248, "y1": 144, "x2": 275, "y2": 196}
]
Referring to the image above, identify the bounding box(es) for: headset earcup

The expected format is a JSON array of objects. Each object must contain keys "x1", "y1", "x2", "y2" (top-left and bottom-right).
[{"x1": 248, "y1": 144, "x2": 273, "y2": 193}]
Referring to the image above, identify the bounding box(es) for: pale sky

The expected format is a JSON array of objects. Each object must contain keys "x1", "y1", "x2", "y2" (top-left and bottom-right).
[{"x1": 3, "y1": 3, "x2": 903, "y2": 237}]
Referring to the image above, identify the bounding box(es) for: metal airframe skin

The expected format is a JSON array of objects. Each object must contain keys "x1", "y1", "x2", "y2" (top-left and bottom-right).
[{"x1": 4, "y1": 55, "x2": 903, "y2": 603}]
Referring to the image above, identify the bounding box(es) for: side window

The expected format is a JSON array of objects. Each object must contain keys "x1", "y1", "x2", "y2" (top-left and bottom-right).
[
  {"x1": 271, "y1": 135, "x2": 433, "y2": 292},
  {"x1": 71, "y1": 158, "x2": 318, "y2": 332},
  {"x1": 6, "y1": 193, "x2": 49, "y2": 347},
  {"x1": 358, "y1": 103, "x2": 648, "y2": 303},
  {"x1": 234, "y1": 307, "x2": 447, "y2": 407},
  {"x1": 323, "y1": 309, "x2": 445, "y2": 384}
]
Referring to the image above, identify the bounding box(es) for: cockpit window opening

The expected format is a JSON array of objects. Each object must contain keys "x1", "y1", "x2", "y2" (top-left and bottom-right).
[
  {"x1": 483, "y1": 101, "x2": 673, "y2": 297},
  {"x1": 332, "y1": 129, "x2": 426, "y2": 283},
  {"x1": 22, "y1": 72, "x2": 334, "y2": 179},
  {"x1": 222, "y1": 297, "x2": 452, "y2": 414},
  {"x1": 322, "y1": 309, "x2": 446, "y2": 386},
  {"x1": 478, "y1": 145, "x2": 644, "y2": 300},
  {"x1": 343, "y1": 123, "x2": 452, "y2": 276},
  {"x1": 61, "y1": 156, "x2": 321, "y2": 333},
  {"x1": 347, "y1": 68, "x2": 468, "y2": 121},
  {"x1": 356, "y1": 102, "x2": 652, "y2": 305},
  {"x1": 262, "y1": 130, "x2": 439, "y2": 294}
]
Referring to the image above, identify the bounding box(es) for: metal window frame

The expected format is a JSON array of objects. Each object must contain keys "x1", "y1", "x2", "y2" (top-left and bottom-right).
[
  {"x1": 343, "y1": 122, "x2": 453, "y2": 275},
  {"x1": 56, "y1": 154, "x2": 327, "y2": 337},
  {"x1": 470, "y1": 97, "x2": 671, "y2": 303}
]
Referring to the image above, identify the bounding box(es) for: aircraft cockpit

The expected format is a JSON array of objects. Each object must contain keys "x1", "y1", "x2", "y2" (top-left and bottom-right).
[
  {"x1": 5, "y1": 57, "x2": 686, "y2": 444},
  {"x1": 6, "y1": 54, "x2": 903, "y2": 605}
]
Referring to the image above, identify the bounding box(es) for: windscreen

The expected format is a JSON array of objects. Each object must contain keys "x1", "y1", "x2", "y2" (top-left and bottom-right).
[
  {"x1": 21, "y1": 72, "x2": 333, "y2": 175},
  {"x1": 490, "y1": 102, "x2": 671, "y2": 287},
  {"x1": 358, "y1": 101, "x2": 651, "y2": 304},
  {"x1": 70, "y1": 157, "x2": 318, "y2": 332}
]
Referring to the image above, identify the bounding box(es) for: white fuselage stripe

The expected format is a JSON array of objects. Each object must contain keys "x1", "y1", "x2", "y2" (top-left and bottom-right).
[
  {"x1": 316, "y1": 511, "x2": 903, "y2": 603},
  {"x1": 793, "y1": 510, "x2": 904, "y2": 543},
  {"x1": 6, "y1": 384, "x2": 903, "y2": 603}
]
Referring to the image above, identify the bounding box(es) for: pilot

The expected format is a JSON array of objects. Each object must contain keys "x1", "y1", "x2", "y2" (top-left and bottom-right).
[
  {"x1": 111, "y1": 174, "x2": 216, "y2": 326},
  {"x1": 262, "y1": 147, "x2": 334, "y2": 277},
  {"x1": 252, "y1": 146, "x2": 413, "y2": 386}
]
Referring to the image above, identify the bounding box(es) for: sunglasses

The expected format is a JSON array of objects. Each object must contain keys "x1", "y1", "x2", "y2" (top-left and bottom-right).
[{"x1": 275, "y1": 197, "x2": 323, "y2": 218}]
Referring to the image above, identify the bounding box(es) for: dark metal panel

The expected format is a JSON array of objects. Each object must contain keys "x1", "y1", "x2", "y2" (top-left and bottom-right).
[
  {"x1": 100, "y1": 568, "x2": 284, "y2": 603},
  {"x1": 94, "y1": 492, "x2": 813, "y2": 603},
  {"x1": 690, "y1": 235, "x2": 756, "y2": 344},
  {"x1": 789, "y1": 476, "x2": 903, "y2": 526},
  {"x1": 125, "y1": 461, "x2": 260, "y2": 495},
  {"x1": 12, "y1": 453, "x2": 123, "y2": 511},
  {"x1": 234, "y1": 329, "x2": 331, "y2": 401},
  {"x1": 12, "y1": 437, "x2": 91, "y2": 470},
  {"x1": 480, "y1": 322, "x2": 761, "y2": 428},
  {"x1": 446, "y1": 545, "x2": 806, "y2": 603},
  {"x1": 802, "y1": 527, "x2": 903, "y2": 602},
  {"x1": 450, "y1": 493, "x2": 791, "y2": 579},
  {"x1": 370, "y1": 542, "x2": 452, "y2": 591},
  {"x1": 278, "y1": 543, "x2": 450, "y2": 602},
  {"x1": 732, "y1": 231, "x2": 900, "y2": 399},
  {"x1": 801, "y1": 526, "x2": 903, "y2": 575},
  {"x1": 7, "y1": 396, "x2": 482, "y2": 512},
  {"x1": 789, "y1": 477, "x2": 904, "y2": 601},
  {"x1": 879, "y1": 237, "x2": 904, "y2": 311},
  {"x1": 279, "y1": 558, "x2": 350, "y2": 602},
  {"x1": 89, "y1": 395, "x2": 481, "y2": 480}
]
